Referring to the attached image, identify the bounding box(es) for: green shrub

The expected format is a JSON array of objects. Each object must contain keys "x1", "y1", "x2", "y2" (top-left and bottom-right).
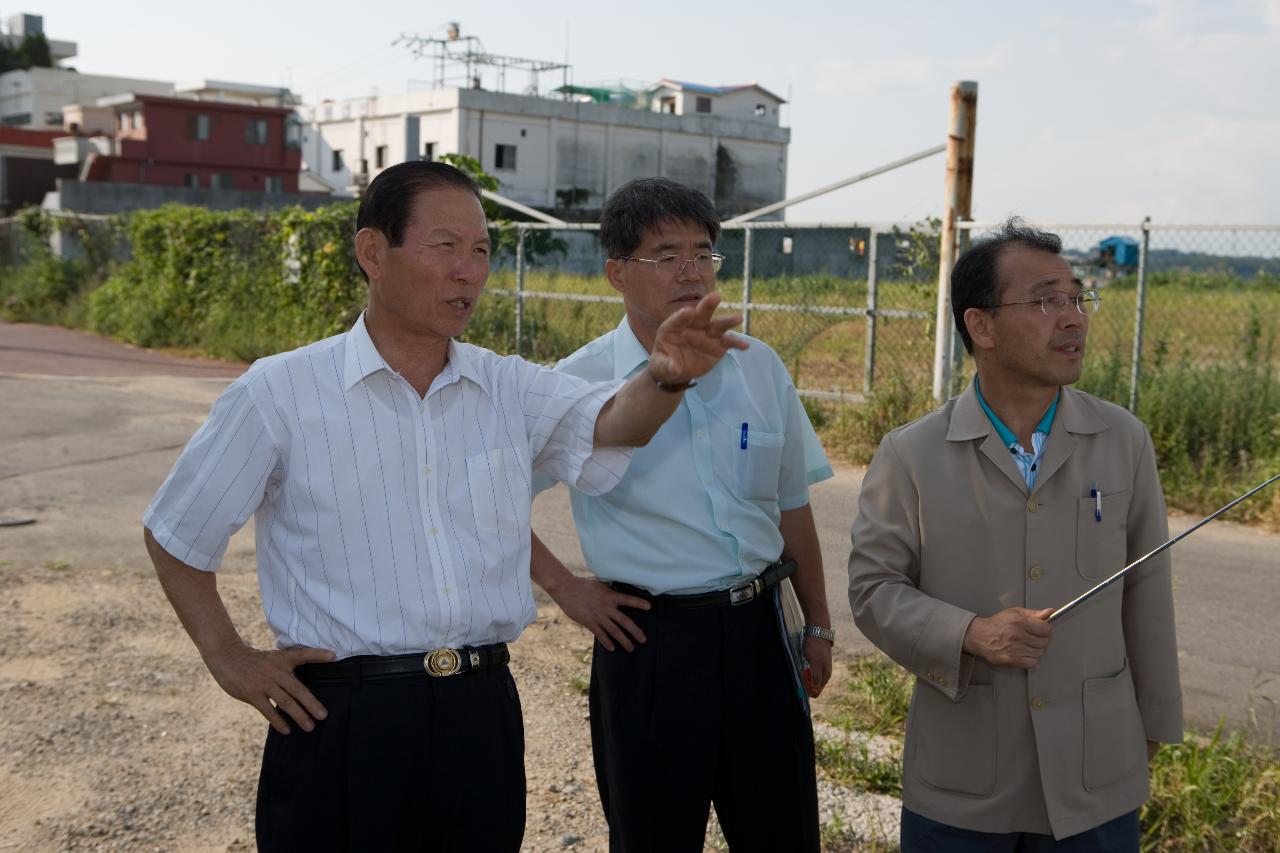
[
  {"x1": 820, "y1": 377, "x2": 936, "y2": 465},
  {"x1": 0, "y1": 209, "x2": 121, "y2": 325},
  {"x1": 86, "y1": 203, "x2": 365, "y2": 361}
]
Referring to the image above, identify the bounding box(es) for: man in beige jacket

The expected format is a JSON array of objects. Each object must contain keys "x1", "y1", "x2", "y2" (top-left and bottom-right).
[{"x1": 848, "y1": 220, "x2": 1182, "y2": 850}]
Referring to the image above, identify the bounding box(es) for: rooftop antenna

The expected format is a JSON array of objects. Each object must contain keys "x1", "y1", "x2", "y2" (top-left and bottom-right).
[{"x1": 393, "y1": 22, "x2": 570, "y2": 95}]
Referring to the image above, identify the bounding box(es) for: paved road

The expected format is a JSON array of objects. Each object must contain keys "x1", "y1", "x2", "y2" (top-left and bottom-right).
[{"x1": 3, "y1": 319, "x2": 1276, "y2": 734}]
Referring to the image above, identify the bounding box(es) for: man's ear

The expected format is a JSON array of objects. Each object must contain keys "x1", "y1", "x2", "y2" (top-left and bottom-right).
[
  {"x1": 964, "y1": 307, "x2": 996, "y2": 352},
  {"x1": 354, "y1": 228, "x2": 385, "y2": 283},
  {"x1": 604, "y1": 257, "x2": 626, "y2": 295}
]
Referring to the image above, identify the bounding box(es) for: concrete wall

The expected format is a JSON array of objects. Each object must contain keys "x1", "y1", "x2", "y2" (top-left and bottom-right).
[{"x1": 49, "y1": 179, "x2": 335, "y2": 214}]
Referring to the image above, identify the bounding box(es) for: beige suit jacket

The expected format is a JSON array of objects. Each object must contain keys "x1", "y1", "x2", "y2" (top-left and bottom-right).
[{"x1": 847, "y1": 382, "x2": 1182, "y2": 839}]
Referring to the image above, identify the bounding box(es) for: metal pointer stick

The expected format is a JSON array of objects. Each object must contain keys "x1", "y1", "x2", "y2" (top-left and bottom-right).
[{"x1": 1048, "y1": 472, "x2": 1280, "y2": 623}]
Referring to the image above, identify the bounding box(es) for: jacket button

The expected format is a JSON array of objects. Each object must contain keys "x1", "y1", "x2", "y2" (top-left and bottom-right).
[
  {"x1": 1031, "y1": 695, "x2": 1046, "y2": 710},
  {"x1": 1027, "y1": 499, "x2": 1039, "y2": 513},
  {"x1": 1028, "y1": 565, "x2": 1044, "y2": 581}
]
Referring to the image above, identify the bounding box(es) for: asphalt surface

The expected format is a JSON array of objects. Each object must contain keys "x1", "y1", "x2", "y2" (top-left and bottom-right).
[{"x1": 2, "y1": 318, "x2": 1277, "y2": 734}]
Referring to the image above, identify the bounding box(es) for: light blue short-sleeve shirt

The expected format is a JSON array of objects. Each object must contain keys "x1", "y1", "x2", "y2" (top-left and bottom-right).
[{"x1": 535, "y1": 316, "x2": 833, "y2": 594}]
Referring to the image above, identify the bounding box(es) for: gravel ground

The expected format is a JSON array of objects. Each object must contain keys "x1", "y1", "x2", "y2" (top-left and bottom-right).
[{"x1": 0, "y1": 551, "x2": 899, "y2": 851}]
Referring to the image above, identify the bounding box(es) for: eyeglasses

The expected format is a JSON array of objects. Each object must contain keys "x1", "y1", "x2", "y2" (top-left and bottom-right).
[
  {"x1": 987, "y1": 289, "x2": 1101, "y2": 316},
  {"x1": 615, "y1": 252, "x2": 724, "y2": 276}
]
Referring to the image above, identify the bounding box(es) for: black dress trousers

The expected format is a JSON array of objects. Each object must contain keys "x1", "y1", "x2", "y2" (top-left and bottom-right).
[
  {"x1": 256, "y1": 664, "x2": 525, "y2": 852},
  {"x1": 589, "y1": 594, "x2": 820, "y2": 853}
]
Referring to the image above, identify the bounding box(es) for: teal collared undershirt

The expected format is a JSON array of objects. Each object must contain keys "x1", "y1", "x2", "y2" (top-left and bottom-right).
[{"x1": 974, "y1": 377, "x2": 1059, "y2": 491}]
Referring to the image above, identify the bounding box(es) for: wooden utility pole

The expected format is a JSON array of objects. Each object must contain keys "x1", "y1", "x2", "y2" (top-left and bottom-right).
[{"x1": 932, "y1": 81, "x2": 978, "y2": 401}]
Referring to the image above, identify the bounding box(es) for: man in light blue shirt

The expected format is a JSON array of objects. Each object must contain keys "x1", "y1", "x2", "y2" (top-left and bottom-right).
[{"x1": 531, "y1": 178, "x2": 834, "y2": 852}]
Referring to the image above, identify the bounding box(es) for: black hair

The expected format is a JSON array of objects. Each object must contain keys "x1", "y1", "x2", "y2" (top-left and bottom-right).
[
  {"x1": 599, "y1": 177, "x2": 720, "y2": 259},
  {"x1": 356, "y1": 160, "x2": 481, "y2": 249},
  {"x1": 950, "y1": 218, "x2": 1063, "y2": 354}
]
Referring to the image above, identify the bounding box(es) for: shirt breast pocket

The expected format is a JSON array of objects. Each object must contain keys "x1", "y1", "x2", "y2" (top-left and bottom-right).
[
  {"x1": 1076, "y1": 490, "x2": 1132, "y2": 580},
  {"x1": 735, "y1": 428, "x2": 786, "y2": 501},
  {"x1": 465, "y1": 447, "x2": 527, "y2": 540}
]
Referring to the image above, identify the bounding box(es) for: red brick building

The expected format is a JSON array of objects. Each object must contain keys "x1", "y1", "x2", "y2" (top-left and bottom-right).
[{"x1": 81, "y1": 94, "x2": 301, "y2": 192}]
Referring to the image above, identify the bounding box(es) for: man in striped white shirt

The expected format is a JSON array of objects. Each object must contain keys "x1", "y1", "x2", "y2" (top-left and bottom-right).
[{"x1": 142, "y1": 161, "x2": 746, "y2": 851}]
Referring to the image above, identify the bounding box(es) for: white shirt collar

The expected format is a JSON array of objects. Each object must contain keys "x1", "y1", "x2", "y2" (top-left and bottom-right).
[{"x1": 342, "y1": 312, "x2": 486, "y2": 394}]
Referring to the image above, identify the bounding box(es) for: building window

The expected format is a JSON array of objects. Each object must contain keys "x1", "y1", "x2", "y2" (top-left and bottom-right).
[
  {"x1": 332, "y1": 149, "x2": 344, "y2": 172},
  {"x1": 423, "y1": 142, "x2": 435, "y2": 161},
  {"x1": 494, "y1": 144, "x2": 517, "y2": 170},
  {"x1": 120, "y1": 112, "x2": 131, "y2": 132},
  {"x1": 264, "y1": 175, "x2": 284, "y2": 193},
  {"x1": 210, "y1": 172, "x2": 235, "y2": 190},
  {"x1": 375, "y1": 145, "x2": 388, "y2": 168},
  {"x1": 245, "y1": 119, "x2": 269, "y2": 145},
  {"x1": 754, "y1": 103, "x2": 767, "y2": 117},
  {"x1": 45, "y1": 111, "x2": 62, "y2": 125},
  {"x1": 132, "y1": 109, "x2": 143, "y2": 129},
  {"x1": 184, "y1": 173, "x2": 200, "y2": 189},
  {"x1": 285, "y1": 118, "x2": 302, "y2": 149},
  {"x1": 660, "y1": 97, "x2": 676, "y2": 114},
  {"x1": 187, "y1": 114, "x2": 211, "y2": 141},
  {"x1": 696, "y1": 96, "x2": 712, "y2": 114}
]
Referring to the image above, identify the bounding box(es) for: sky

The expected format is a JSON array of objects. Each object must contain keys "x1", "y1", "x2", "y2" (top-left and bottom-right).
[{"x1": 19, "y1": 0, "x2": 1280, "y2": 224}]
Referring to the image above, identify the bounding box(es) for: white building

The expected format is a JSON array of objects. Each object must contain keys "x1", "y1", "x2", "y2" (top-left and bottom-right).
[
  {"x1": 0, "y1": 66, "x2": 174, "y2": 129},
  {"x1": 297, "y1": 80, "x2": 789, "y2": 219}
]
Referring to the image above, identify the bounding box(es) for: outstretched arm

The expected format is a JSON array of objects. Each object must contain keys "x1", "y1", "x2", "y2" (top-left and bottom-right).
[{"x1": 593, "y1": 292, "x2": 746, "y2": 447}]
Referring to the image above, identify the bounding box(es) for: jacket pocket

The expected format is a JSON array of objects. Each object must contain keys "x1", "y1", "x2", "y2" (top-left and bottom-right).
[
  {"x1": 1076, "y1": 490, "x2": 1131, "y2": 580},
  {"x1": 911, "y1": 682, "x2": 996, "y2": 796},
  {"x1": 1082, "y1": 659, "x2": 1145, "y2": 791}
]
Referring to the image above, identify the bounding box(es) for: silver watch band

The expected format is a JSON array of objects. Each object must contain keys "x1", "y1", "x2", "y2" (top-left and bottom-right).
[{"x1": 803, "y1": 624, "x2": 834, "y2": 643}]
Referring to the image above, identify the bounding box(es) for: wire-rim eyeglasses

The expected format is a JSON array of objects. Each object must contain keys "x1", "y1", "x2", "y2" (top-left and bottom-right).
[{"x1": 614, "y1": 252, "x2": 725, "y2": 276}]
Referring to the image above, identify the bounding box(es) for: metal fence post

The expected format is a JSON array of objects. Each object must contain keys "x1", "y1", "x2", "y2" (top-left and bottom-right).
[
  {"x1": 741, "y1": 225, "x2": 753, "y2": 338},
  {"x1": 514, "y1": 225, "x2": 526, "y2": 357},
  {"x1": 864, "y1": 227, "x2": 879, "y2": 393},
  {"x1": 1128, "y1": 216, "x2": 1151, "y2": 412}
]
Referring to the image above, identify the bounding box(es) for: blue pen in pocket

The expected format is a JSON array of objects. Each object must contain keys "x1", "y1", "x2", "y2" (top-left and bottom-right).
[
  {"x1": 1091, "y1": 482, "x2": 1102, "y2": 522},
  {"x1": 740, "y1": 422, "x2": 749, "y2": 450}
]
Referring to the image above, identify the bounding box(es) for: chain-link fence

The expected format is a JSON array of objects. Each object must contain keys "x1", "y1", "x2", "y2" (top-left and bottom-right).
[
  {"x1": 488, "y1": 221, "x2": 1279, "y2": 406},
  {"x1": 4, "y1": 212, "x2": 1277, "y2": 410},
  {"x1": 488, "y1": 222, "x2": 938, "y2": 402}
]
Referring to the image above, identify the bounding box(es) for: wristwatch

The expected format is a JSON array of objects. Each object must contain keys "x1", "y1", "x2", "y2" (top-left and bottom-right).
[
  {"x1": 803, "y1": 624, "x2": 835, "y2": 643},
  {"x1": 647, "y1": 365, "x2": 696, "y2": 393}
]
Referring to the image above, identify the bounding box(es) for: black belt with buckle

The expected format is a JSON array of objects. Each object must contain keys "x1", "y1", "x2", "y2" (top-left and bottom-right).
[
  {"x1": 609, "y1": 560, "x2": 796, "y2": 608},
  {"x1": 297, "y1": 643, "x2": 510, "y2": 682}
]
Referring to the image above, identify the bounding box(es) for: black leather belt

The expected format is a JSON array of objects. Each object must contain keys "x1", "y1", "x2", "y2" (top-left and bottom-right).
[
  {"x1": 297, "y1": 643, "x2": 510, "y2": 681},
  {"x1": 609, "y1": 560, "x2": 796, "y2": 608}
]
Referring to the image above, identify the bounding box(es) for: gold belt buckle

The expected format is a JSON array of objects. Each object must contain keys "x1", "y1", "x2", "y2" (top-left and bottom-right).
[{"x1": 424, "y1": 647, "x2": 462, "y2": 677}]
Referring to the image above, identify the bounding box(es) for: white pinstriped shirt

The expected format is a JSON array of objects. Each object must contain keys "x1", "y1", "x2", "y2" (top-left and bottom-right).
[{"x1": 144, "y1": 313, "x2": 631, "y2": 658}]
